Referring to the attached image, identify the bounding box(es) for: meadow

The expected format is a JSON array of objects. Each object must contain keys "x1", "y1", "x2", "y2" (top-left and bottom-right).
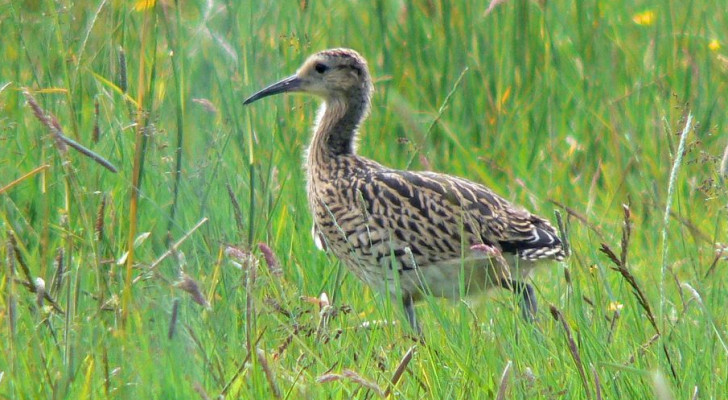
[{"x1": 1, "y1": 0, "x2": 727, "y2": 398}]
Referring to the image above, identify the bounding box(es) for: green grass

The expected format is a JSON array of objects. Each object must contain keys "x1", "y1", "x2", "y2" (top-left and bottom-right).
[{"x1": 1, "y1": 0, "x2": 727, "y2": 398}]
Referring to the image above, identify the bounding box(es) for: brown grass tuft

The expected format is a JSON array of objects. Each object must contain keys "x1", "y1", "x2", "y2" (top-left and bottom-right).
[
  {"x1": 168, "y1": 298, "x2": 180, "y2": 339},
  {"x1": 118, "y1": 47, "x2": 127, "y2": 93},
  {"x1": 95, "y1": 194, "x2": 107, "y2": 242},
  {"x1": 258, "y1": 243, "x2": 282, "y2": 276},
  {"x1": 175, "y1": 273, "x2": 210, "y2": 308},
  {"x1": 23, "y1": 89, "x2": 118, "y2": 173},
  {"x1": 226, "y1": 183, "x2": 246, "y2": 235}
]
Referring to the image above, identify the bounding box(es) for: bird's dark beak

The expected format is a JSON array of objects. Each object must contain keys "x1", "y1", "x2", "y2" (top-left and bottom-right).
[{"x1": 243, "y1": 75, "x2": 302, "y2": 105}]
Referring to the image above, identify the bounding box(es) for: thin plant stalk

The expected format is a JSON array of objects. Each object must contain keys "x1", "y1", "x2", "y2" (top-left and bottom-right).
[
  {"x1": 123, "y1": 5, "x2": 159, "y2": 326},
  {"x1": 659, "y1": 114, "x2": 692, "y2": 340},
  {"x1": 163, "y1": 1, "x2": 186, "y2": 241}
]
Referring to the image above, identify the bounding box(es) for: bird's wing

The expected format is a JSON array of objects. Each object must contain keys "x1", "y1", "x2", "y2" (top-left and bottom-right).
[{"x1": 362, "y1": 169, "x2": 566, "y2": 262}]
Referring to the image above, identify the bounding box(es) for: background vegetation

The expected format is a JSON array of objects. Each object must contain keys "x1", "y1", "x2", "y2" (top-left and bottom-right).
[{"x1": 1, "y1": 0, "x2": 727, "y2": 398}]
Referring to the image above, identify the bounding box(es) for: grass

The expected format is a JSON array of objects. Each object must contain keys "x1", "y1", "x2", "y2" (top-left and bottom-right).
[{"x1": 1, "y1": 0, "x2": 727, "y2": 398}]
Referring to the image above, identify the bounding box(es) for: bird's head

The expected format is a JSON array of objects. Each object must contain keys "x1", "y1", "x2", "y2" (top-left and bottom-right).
[{"x1": 243, "y1": 48, "x2": 372, "y2": 105}]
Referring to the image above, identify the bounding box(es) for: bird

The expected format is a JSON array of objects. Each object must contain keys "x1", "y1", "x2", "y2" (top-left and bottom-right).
[{"x1": 243, "y1": 48, "x2": 566, "y2": 332}]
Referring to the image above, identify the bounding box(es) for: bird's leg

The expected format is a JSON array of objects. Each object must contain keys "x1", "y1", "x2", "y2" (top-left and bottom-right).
[
  {"x1": 471, "y1": 245, "x2": 537, "y2": 320},
  {"x1": 403, "y1": 294, "x2": 421, "y2": 335},
  {"x1": 499, "y1": 279, "x2": 537, "y2": 322},
  {"x1": 519, "y1": 281, "x2": 537, "y2": 321}
]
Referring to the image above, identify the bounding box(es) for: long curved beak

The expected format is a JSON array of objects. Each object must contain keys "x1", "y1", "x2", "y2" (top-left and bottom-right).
[{"x1": 243, "y1": 75, "x2": 302, "y2": 105}]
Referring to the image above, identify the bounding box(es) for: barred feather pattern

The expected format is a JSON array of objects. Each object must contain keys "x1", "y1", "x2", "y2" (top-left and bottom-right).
[{"x1": 308, "y1": 155, "x2": 565, "y2": 300}]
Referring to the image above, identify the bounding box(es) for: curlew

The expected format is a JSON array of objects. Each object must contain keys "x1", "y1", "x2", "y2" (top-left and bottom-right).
[{"x1": 244, "y1": 48, "x2": 566, "y2": 331}]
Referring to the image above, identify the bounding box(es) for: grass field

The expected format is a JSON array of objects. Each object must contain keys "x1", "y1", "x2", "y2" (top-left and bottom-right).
[{"x1": 1, "y1": 0, "x2": 727, "y2": 398}]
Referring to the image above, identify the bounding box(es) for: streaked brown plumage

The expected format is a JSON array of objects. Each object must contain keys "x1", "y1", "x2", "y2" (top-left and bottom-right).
[{"x1": 244, "y1": 48, "x2": 566, "y2": 331}]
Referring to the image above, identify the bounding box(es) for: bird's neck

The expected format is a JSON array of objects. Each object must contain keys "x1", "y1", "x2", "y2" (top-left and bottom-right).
[{"x1": 307, "y1": 92, "x2": 369, "y2": 166}]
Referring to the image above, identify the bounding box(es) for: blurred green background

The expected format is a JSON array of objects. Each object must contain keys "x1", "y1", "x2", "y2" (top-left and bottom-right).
[{"x1": 1, "y1": 0, "x2": 727, "y2": 398}]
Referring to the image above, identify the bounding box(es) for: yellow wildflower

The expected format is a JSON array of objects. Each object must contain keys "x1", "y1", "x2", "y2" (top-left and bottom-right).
[
  {"x1": 632, "y1": 11, "x2": 656, "y2": 26},
  {"x1": 134, "y1": 0, "x2": 156, "y2": 12},
  {"x1": 709, "y1": 39, "x2": 721, "y2": 52},
  {"x1": 608, "y1": 301, "x2": 624, "y2": 312}
]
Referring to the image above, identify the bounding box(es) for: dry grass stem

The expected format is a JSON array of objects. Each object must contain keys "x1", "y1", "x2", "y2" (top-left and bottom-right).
[
  {"x1": 134, "y1": 217, "x2": 209, "y2": 283},
  {"x1": 681, "y1": 282, "x2": 728, "y2": 355},
  {"x1": 385, "y1": 345, "x2": 416, "y2": 397},
  {"x1": 317, "y1": 369, "x2": 386, "y2": 398},
  {"x1": 219, "y1": 329, "x2": 267, "y2": 397},
  {"x1": 591, "y1": 364, "x2": 602, "y2": 400},
  {"x1": 193, "y1": 381, "x2": 211, "y2": 400},
  {"x1": 273, "y1": 332, "x2": 294, "y2": 361},
  {"x1": 703, "y1": 246, "x2": 723, "y2": 279},
  {"x1": 646, "y1": 200, "x2": 711, "y2": 243},
  {"x1": 406, "y1": 67, "x2": 468, "y2": 169},
  {"x1": 554, "y1": 209, "x2": 570, "y2": 257},
  {"x1": 495, "y1": 360, "x2": 512, "y2": 400},
  {"x1": 256, "y1": 348, "x2": 281, "y2": 398},
  {"x1": 0, "y1": 164, "x2": 50, "y2": 195},
  {"x1": 620, "y1": 203, "x2": 631, "y2": 268},
  {"x1": 600, "y1": 238, "x2": 678, "y2": 379},
  {"x1": 606, "y1": 307, "x2": 621, "y2": 344},
  {"x1": 626, "y1": 333, "x2": 660, "y2": 365},
  {"x1": 23, "y1": 89, "x2": 118, "y2": 173},
  {"x1": 7, "y1": 232, "x2": 63, "y2": 313},
  {"x1": 9, "y1": 232, "x2": 32, "y2": 283},
  {"x1": 192, "y1": 98, "x2": 218, "y2": 113},
  {"x1": 550, "y1": 305, "x2": 591, "y2": 400},
  {"x1": 245, "y1": 254, "x2": 258, "y2": 355},
  {"x1": 14, "y1": 277, "x2": 64, "y2": 314},
  {"x1": 600, "y1": 243, "x2": 657, "y2": 332},
  {"x1": 660, "y1": 113, "x2": 692, "y2": 343}
]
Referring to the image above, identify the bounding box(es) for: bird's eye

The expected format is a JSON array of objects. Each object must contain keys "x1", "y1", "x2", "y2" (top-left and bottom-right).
[{"x1": 314, "y1": 63, "x2": 329, "y2": 74}]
